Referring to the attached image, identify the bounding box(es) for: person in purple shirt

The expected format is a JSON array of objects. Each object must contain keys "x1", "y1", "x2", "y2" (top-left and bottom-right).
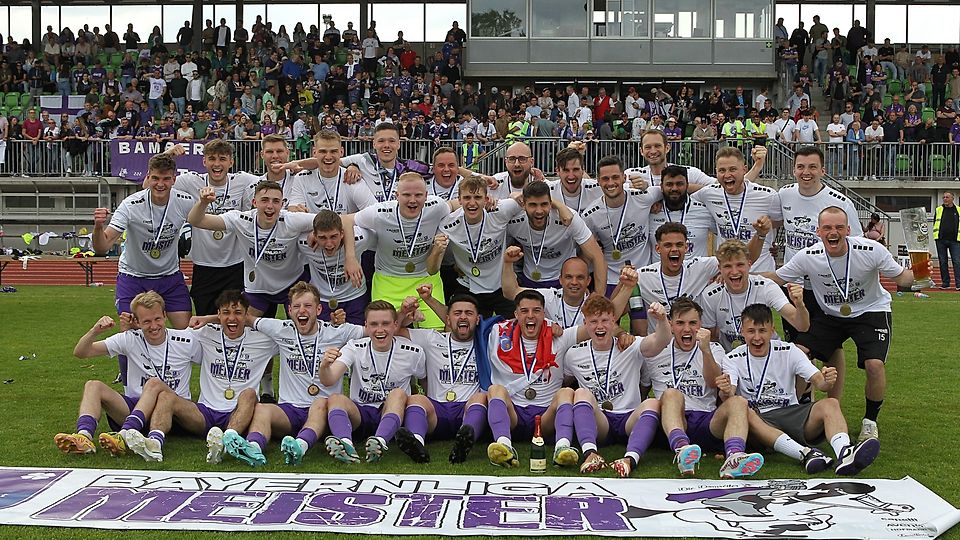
[
  {"x1": 260, "y1": 116, "x2": 277, "y2": 136},
  {"x1": 950, "y1": 116, "x2": 960, "y2": 143},
  {"x1": 885, "y1": 96, "x2": 905, "y2": 118},
  {"x1": 90, "y1": 62, "x2": 107, "y2": 86}
]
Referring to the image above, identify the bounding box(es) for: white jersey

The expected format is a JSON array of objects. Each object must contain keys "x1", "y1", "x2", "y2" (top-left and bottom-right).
[
  {"x1": 192, "y1": 325, "x2": 279, "y2": 412},
  {"x1": 288, "y1": 167, "x2": 379, "y2": 214},
  {"x1": 776, "y1": 236, "x2": 902, "y2": 317},
  {"x1": 254, "y1": 317, "x2": 365, "y2": 407},
  {"x1": 624, "y1": 163, "x2": 715, "y2": 187},
  {"x1": 425, "y1": 174, "x2": 464, "y2": 201},
  {"x1": 489, "y1": 171, "x2": 529, "y2": 200},
  {"x1": 336, "y1": 337, "x2": 426, "y2": 408},
  {"x1": 174, "y1": 171, "x2": 258, "y2": 267},
  {"x1": 407, "y1": 329, "x2": 480, "y2": 402},
  {"x1": 220, "y1": 209, "x2": 315, "y2": 294},
  {"x1": 692, "y1": 181, "x2": 783, "y2": 272},
  {"x1": 257, "y1": 170, "x2": 296, "y2": 209},
  {"x1": 699, "y1": 277, "x2": 791, "y2": 351},
  {"x1": 637, "y1": 257, "x2": 719, "y2": 331},
  {"x1": 104, "y1": 328, "x2": 201, "y2": 400},
  {"x1": 778, "y1": 183, "x2": 863, "y2": 262},
  {"x1": 109, "y1": 189, "x2": 195, "y2": 277},
  {"x1": 642, "y1": 340, "x2": 732, "y2": 413},
  {"x1": 563, "y1": 338, "x2": 645, "y2": 413},
  {"x1": 507, "y1": 210, "x2": 593, "y2": 283},
  {"x1": 439, "y1": 199, "x2": 522, "y2": 293},
  {"x1": 298, "y1": 227, "x2": 376, "y2": 302},
  {"x1": 535, "y1": 287, "x2": 586, "y2": 328},
  {"x1": 547, "y1": 178, "x2": 603, "y2": 214},
  {"x1": 485, "y1": 322, "x2": 579, "y2": 407},
  {"x1": 727, "y1": 340, "x2": 819, "y2": 412},
  {"x1": 341, "y1": 152, "x2": 424, "y2": 203},
  {"x1": 581, "y1": 187, "x2": 663, "y2": 284},
  {"x1": 648, "y1": 198, "x2": 718, "y2": 260},
  {"x1": 354, "y1": 196, "x2": 449, "y2": 277}
]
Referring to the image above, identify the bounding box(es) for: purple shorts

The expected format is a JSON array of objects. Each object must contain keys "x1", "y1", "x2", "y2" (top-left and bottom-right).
[
  {"x1": 116, "y1": 272, "x2": 192, "y2": 314},
  {"x1": 243, "y1": 268, "x2": 310, "y2": 315},
  {"x1": 513, "y1": 404, "x2": 549, "y2": 441},
  {"x1": 107, "y1": 394, "x2": 140, "y2": 432},
  {"x1": 278, "y1": 403, "x2": 309, "y2": 433},
  {"x1": 685, "y1": 410, "x2": 723, "y2": 452},
  {"x1": 606, "y1": 283, "x2": 646, "y2": 320},
  {"x1": 354, "y1": 404, "x2": 382, "y2": 440},
  {"x1": 602, "y1": 410, "x2": 633, "y2": 445},
  {"x1": 428, "y1": 398, "x2": 466, "y2": 440},
  {"x1": 319, "y1": 294, "x2": 368, "y2": 326},
  {"x1": 519, "y1": 274, "x2": 561, "y2": 289},
  {"x1": 197, "y1": 402, "x2": 233, "y2": 432}
]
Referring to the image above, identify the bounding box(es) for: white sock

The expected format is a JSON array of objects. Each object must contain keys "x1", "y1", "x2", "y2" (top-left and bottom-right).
[
  {"x1": 260, "y1": 372, "x2": 274, "y2": 396},
  {"x1": 555, "y1": 437, "x2": 570, "y2": 448},
  {"x1": 78, "y1": 430, "x2": 93, "y2": 440},
  {"x1": 414, "y1": 433, "x2": 425, "y2": 445},
  {"x1": 582, "y1": 442, "x2": 598, "y2": 453},
  {"x1": 830, "y1": 433, "x2": 851, "y2": 458},
  {"x1": 625, "y1": 451, "x2": 640, "y2": 463},
  {"x1": 297, "y1": 438, "x2": 309, "y2": 453},
  {"x1": 773, "y1": 433, "x2": 806, "y2": 461},
  {"x1": 496, "y1": 436, "x2": 512, "y2": 447}
]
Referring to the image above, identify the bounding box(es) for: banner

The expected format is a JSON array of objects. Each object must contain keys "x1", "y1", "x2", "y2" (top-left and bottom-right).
[
  {"x1": 0, "y1": 467, "x2": 957, "y2": 537},
  {"x1": 110, "y1": 140, "x2": 208, "y2": 181}
]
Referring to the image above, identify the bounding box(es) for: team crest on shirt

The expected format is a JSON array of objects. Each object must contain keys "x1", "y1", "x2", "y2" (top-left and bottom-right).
[{"x1": 499, "y1": 334, "x2": 513, "y2": 352}]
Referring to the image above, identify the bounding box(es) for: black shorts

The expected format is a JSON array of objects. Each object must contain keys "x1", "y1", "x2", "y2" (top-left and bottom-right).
[
  {"x1": 759, "y1": 403, "x2": 823, "y2": 447},
  {"x1": 795, "y1": 311, "x2": 892, "y2": 368},
  {"x1": 781, "y1": 286, "x2": 824, "y2": 342},
  {"x1": 190, "y1": 262, "x2": 245, "y2": 316}
]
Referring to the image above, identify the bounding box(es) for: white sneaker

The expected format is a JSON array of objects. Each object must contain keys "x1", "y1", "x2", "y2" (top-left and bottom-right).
[
  {"x1": 206, "y1": 427, "x2": 224, "y2": 464},
  {"x1": 122, "y1": 429, "x2": 163, "y2": 462},
  {"x1": 859, "y1": 419, "x2": 879, "y2": 442}
]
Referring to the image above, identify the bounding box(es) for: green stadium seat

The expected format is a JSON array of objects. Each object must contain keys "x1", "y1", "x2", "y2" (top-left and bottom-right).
[
  {"x1": 924, "y1": 82, "x2": 932, "y2": 97},
  {"x1": 8, "y1": 107, "x2": 23, "y2": 120},
  {"x1": 19, "y1": 94, "x2": 31, "y2": 107},
  {"x1": 96, "y1": 52, "x2": 108, "y2": 65},
  {"x1": 887, "y1": 80, "x2": 901, "y2": 95},
  {"x1": 3, "y1": 93, "x2": 19, "y2": 109},
  {"x1": 882, "y1": 95, "x2": 893, "y2": 108},
  {"x1": 0, "y1": 93, "x2": 4, "y2": 109},
  {"x1": 895, "y1": 154, "x2": 911, "y2": 175},
  {"x1": 848, "y1": 65, "x2": 857, "y2": 77},
  {"x1": 335, "y1": 50, "x2": 347, "y2": 66},
  {"x1": 0, "y1": 107, "x2": 6, "y2": 119},
  {"x1": 922, "y1": 108, "x2": 936, "y2": 123},
  {"x1": 110, "y1": 52, "x2": 124, "y2": 66},
  {"x1": 930, "y1": 154, "x2": 949, "y2": 175}
]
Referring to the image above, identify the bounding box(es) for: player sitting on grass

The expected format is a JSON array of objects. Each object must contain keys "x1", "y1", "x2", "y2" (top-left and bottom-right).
[
  {"x1": 122, "y1": 290, "x2": 278, "y2": 463},
  {"x1": 57, "y1": 291, "x2": 200, "y2": 456},
  {"x1": 727, "y1": 304, "x2": 880, "y2": 476},
  {"x1": 318, "y1": 300, "x2": 427, "y2": 463}
]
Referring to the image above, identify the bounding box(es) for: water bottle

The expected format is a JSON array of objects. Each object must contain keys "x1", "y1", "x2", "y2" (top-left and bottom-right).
[
  {"x1": 914, "y1": 292, "x2": 930, "y2": 299},
  {"x1": 529, "y1": 415, "x2": 547, "y2": 474},
  {"x1": 89, "y1": 282, "x2": 104, "y2": 287}
]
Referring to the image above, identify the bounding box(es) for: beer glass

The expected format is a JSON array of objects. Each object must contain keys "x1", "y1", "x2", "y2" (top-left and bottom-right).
[{"x1": 898, "y1": 207, "x2": 934, "y2": 290}]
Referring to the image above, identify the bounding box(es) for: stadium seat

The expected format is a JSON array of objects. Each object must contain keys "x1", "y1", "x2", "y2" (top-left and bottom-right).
[
  {"x1": 924, "y1": 82, "x2": 932, "y2": 97},
  {"x1": 8, "y1": 107, "x2": 23, "y2": 120},
  {"x1": 335, "y1": 50, "x2": 348, "y2": 66},
  {"x1": 3, "y1": 93, "x2": 19, "y2": 109},
  {"x1": 0, "y1": 107, "x2": 6, "y2": 119},
  {"x1": 882, "y1": 95, "x2": 892, "y2": 109},
  {"x1": 110, "y1": 52, "x2": 124, "y2": 66},
  {"x1": 848, "y1": 65, "x2": 857, "y2": 77},
  {"x1": 930, "y1": 154, "x2": 949, "y2": 175},
  {"x1": 0, "y1": 93, "x2": 4, "y2": 109},
  {"x1": 922, "y1": 108, "x2": 936, "y2": 123},
  {"x1": 895, "y1": 154, "x2": 911, "y2": 175},
  {"x1": 19, "y1": 94, "x2": 31, "y2": 108},
  {"x1": 888, "y1": 80, "x2": 901, "y2": 94}
]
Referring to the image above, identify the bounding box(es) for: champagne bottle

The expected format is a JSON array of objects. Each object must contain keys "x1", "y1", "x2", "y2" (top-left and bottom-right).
[{"x1": 530, "y1": 414, "x2": 547, "y2": 474}]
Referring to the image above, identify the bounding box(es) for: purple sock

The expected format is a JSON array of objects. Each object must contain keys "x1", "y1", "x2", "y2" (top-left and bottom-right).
[
  {"x1": 573, "y1": 401, "x2": 598, "y2": 449},
  {"x1": 246, "y1": 431, "x2": 267, "y2": 451},
  {"x1": 148, "y1": 430, "x2": 165, "y2": 448},
  {"x1": 404, "y1": 406, "x2": 428, "y2": 439},
  {"x1": 76, "y1": 414, "x2": 97, "y2": 435},
  {"x1": 626, "y1": 411, "x2": 660, "y2": 457},
  {"x1": 554, "y1": 403, "x2": 574, "y2": 443},
  {"x1": 375, "y1": 412, "x2": 402, "y2": 442},
  {"x1": 328, "y1": 408, "x2": 353, "y2": 440},
  {"x1": 462, "y1": 404, "x2": 486, "y2": 441},
  {"x1": 725, "y1": 436, "x2": 746, "y2": 457},
  {"x1": 296, "y1": 427, "x2": 318, "y2": 449},
  {"x1": 668, "y1": 428, "x2": 690, "y2": 451},
  {"x1": 487, "y1": 398, "x2": 511, "y2": 441},
  {"x1": 120, "y1": 410, "x2": 146, "y2": 432}
]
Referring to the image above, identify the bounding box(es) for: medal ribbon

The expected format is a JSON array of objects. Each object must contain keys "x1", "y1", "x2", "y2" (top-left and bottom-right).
[
  {"x1": 561, "y1": 297, "x2": 584, "y2": 329},
  {"x1": 368, "y1": 340, "x2": 396, "y2": 395},
  {"x1": 396, "y1": 207, "x2": 425, "y2": 261},
  {"x1": 463, "y1": 212, "x2": 486, "y2": 264},
  {"x1": 220, "y1": 332, "x2": 246, "y2": 388},
  {"x1": 252, "y1": 220, "x2": 279, "y2": 272},
  {"x1": 320, "y1": 248, "x2": 343, "y2": 294},
  {"x1": 660, "y1": 265, "x2": 686, "y2": 304},
  {"x1": 527, "y1": 218, "x2": 548, "y2": 271},
  {"x1": 433, "y1": 175, "x2": 461, "y2": 200},
  {"x1": 517, "y1": 325, "x2": 539, "y2": 385},
  {"x1": 604, "y1": 196, "x2": 629, "y2": 252},
  {"x1": 319, "y1": 170, "x2": 342, "y2": 211},
  {"x1": 205, "y1": 174, "x2": 231, "y2": 212},
  {"x1": 745, "y1": 346, "x2": 773, "y2": 405},
  {"x1": 670, "y1": 343, "x2": 698, "y2": 388},
  {"x1": 140, "y1": 334, "x2": 170, "y2": 384},
  {"x1": 296, "y1": 332, "x2": 321, "y2": 378},
  {"x1": 447, "y1": 335, "x2": 475, "y2": 388},
  {"x1": 378, "y1": 165, "x2": 398, "y2": 202},
  {"x1": 146, "y1": 192, "x2": 171, "y2": 250},
  {"x1": 725, "y1": 279, "x2": 753, "y2": 338},
  {"x1": 722, "y1": 188, "x2": 747, "y2": 237},
  {"x1": 664, "y1": 198, "x2": 688, "y2": 225},
  {"x1": 589, "y1": 343, "x2": 614, "y2": 400},
  {"x1": 824, "y1": 239, "x2": 852, "y2": 306}
]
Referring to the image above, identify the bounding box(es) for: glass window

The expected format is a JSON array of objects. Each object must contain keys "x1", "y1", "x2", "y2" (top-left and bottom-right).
[
  {"x1": 471, "y1": 0, "x2": 527, "y2": 38},
  {"x1": 715, "y1": 0, "x2": 770, "y2": 39},
  {"x1": 593, "y1": 0, "x2": 649, "y2": 38},
  {"x1": 373, "y1": 3, "x2": 425, "y2": 42},
  {"x1": 797, "y1": 4, "x2": 854, "y2": 37},
  {"x1": 61, "y1": 6, "x2": 109, "y2": 39},
  {"x1": 653, "y1": 0, "x2": 710, "y2": 38},
  {"x1": 532, "y1": 0, "x2": 586, "y2": 37},
  {"x1": 112, "y1": 5, "x2": 162, "y2": 42},
  {"x1": 775, "y1": 4, "x2": 799, "y2": 39},
  {"x1": 242, "y1": 4, "x2": 267, "y2": 34},
  {"x1": 9, "y1": 6, "x2": 34, "y2": 43},
  {"x1": 215, "y1": 4, "x2": 237, "y2": 28},
  {"x1": 41, "y1": 6, "x2": 59, "y2": 37},
  {"x1": 875, "y1": 196, "x2": 930, "y2": 213},
  {"x1": 875, "y1": 5, "x2": 905, "y2": 44},
  {"x1": 853, "y1": 5, "x2": 866, "y2": 34},
  {"x1": 908, "y1": 5, "x2": 960, "y2": 44},
  {"x1": 202, "y1": 5, "x2": 215, "y2": 28},
  {"x1": 163, "y1": 5, "x2": 194, "y2": 45},
  {"x1": 425, "y1": 4, "x2": 468, "y2": 42}
]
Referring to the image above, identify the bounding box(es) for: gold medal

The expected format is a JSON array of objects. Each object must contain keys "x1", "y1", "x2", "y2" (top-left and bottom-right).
[
  {"x1": 224, "y1": 387, "x2": 235, "y2": 400},
  {"x1": 531, "y1": 269, "x2": 542, "y2": 281},
  {"x1": 329, "y1": 298, "x2": 339, "y2": 310},
  {"x1": 471, "y1": 266, "x2": 481, "y2": 277},
  {"x1": 405, "y1": 261, "x2": 416, "y2": 273},
  {"x1": 445, "y1": 390, "x2": 457, "y2": 402},
  {"x1": 248, "y1": 270, "x2": 256, "y2": 282},
  {"x1": 611, "y1": 249, "x2": 622, "y2": 261},
  {"x1": 731, "y1": 339, "x2": 743, "y2": 348},
  {"x1": 524, "y1": 387, "x2": 537, "y2": 400},
  {"x1": 601, "y1": 400, "x2": 613, "y2": 411},
  {"x1": 149, "y1": 248, "x2": 162, "y2": 259},
  {"x1": 307, "y1": 384, "x2": 321, "y2": 396},
  {"x1": 212, "y1": 230, "x2": 224, "y2": 241},
  {"x1": 840, "y1": 303, "x2": 852, "y2": 316}
]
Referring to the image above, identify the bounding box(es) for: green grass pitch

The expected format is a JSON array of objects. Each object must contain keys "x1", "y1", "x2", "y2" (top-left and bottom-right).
[{"x1": 0, "y1": 286, "x2": 958, "y2": 539}]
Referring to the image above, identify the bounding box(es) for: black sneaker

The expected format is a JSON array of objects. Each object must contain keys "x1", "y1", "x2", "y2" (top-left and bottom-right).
[
  {"x1": 800, "y1": 447, "x2": 833, "y2": 474},
  {"x1": 448, "y1": 424, "x2": 475, "y2": 464},
  {"x1": 835, "y1": 438, "x2": 880, "y2": 476},
  {"x1": 259, "y1": 393, "x2": 277, "y2": 404},
  {"x1": 395, "y1": 427, "x2": 430, "y2": 463}
]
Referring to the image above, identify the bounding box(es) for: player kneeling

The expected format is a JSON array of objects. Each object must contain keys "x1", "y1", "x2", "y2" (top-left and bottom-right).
[{"x1": 728, "y1": 304, "x2": 880, "y2": 475}]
